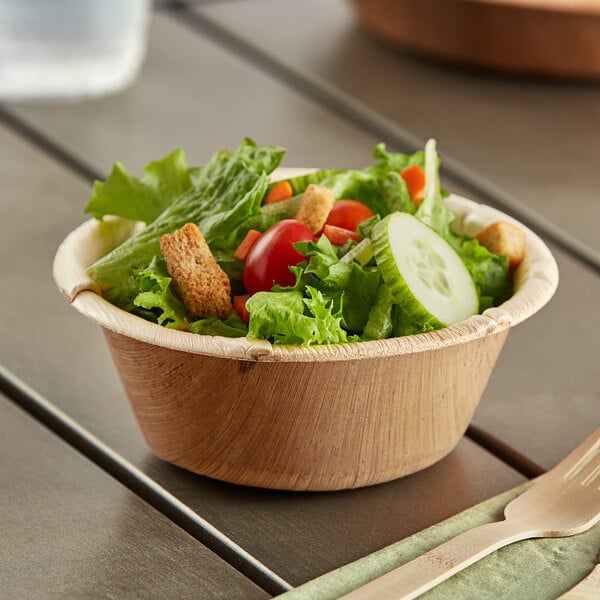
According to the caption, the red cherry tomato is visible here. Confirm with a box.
[243,219,316,294]
[325,200,375,232]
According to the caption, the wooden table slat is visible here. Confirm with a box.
[0,120,526,586]
[2,2,597,589]
[0,394,269,600]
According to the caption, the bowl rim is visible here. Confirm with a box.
[53,169,559,363]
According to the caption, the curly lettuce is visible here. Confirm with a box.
[85,138,514,345]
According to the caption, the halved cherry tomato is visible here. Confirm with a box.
[323,224,361,245]
[325,199,374,232]
[243,219,316,294]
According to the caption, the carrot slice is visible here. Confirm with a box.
[323,224,361,245]
[264,180,293,205]
[233,294,251,325]
[400,164,426,206]
[234,229,262,261]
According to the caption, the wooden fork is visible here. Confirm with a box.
[341,427,600,600]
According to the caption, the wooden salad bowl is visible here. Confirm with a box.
[348,0,600,80]
[53,170,558,491]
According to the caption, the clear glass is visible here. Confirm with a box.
[0,0,150,103]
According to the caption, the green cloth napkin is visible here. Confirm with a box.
[277,480,600,599]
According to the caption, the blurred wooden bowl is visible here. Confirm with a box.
[348,0,600,80]
[53,170,558,490]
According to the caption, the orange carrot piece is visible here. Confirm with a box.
[233,294,251,325]
[264,180,293,205]
[234,229,262,261]
[323,224,361,245]
[400,164,426,206]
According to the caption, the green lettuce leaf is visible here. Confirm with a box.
[234,166,345,240]
[88,139,284,310]
[371,142,424,172]
[459,239,513,311]
[269,168,343,195]
[323,170,412,217]
[130,256,248,336]
[246,287,350,345]
[362,283,394,340]
[189,313,247,338]
[85,149,195,224]
[392,304,436,337]
[131,257,190,328]
[291,236,380,334]
[85,138,516,344]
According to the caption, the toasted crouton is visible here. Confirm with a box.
[159,223,232,319]
[294,184,335,234]
[475,221,526,270]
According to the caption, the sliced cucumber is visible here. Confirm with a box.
[372,212,478,328]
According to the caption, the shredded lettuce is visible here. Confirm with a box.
[85,138,515,345]
[246,287,350,345]
[289,236,380,334]
[189,313,247,338]
[85,149,196,224]
[131,257,189,329]
[362,284,394,340]
[459,239,513,311]
[270,169,343,196]
[87,139,284,310]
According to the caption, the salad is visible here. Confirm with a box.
[85,138,517,345]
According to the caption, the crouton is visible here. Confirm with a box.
[475,221,526,270]
[159,223,232,319]
[294,183,335,234]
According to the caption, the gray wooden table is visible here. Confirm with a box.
[1,1,598,597]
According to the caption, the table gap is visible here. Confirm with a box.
[466,424,545,479]
[0,364,292,598]
[0,105,103,183]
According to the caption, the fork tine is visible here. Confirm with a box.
[559,428,600,481]
[579,460,600,487]
[551,427,600,479]
[342,427,600,600]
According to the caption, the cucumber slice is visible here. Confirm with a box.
[372,212,478,328]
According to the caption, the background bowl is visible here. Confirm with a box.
[53,171,558,491]
[348,0,600,80]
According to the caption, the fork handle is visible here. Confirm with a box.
[339,519,531,600]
